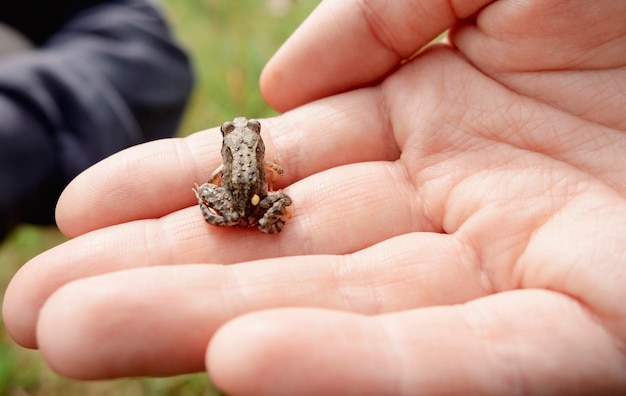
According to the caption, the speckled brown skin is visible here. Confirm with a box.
[194,117,292,234]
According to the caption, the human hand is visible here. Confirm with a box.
[4,0,626,394]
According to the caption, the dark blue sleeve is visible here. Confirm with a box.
[0,0,194,238]
[0,0,107,45]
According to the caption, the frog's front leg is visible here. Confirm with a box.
[257,192,293,234]
[194,182,240,227]
[207,164,223,186]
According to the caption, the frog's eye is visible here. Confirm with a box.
[221,121,235,136]
[247,119,261,134]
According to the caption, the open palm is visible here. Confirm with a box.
[4,0,626,394]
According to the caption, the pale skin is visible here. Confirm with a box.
[3,0,626,394]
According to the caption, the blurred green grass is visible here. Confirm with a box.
[169,0,320,135]
[0,0,319,394]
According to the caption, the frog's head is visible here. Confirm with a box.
[220,117,265,165]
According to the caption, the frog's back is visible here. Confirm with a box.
[220,117,268,223]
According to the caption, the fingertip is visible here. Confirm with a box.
[207,311,288,395]
[207,309,392,396]
[259,60,291,113]
[54,157,120,238]
[36,280,113,380]
[2,289,37,349]
[55,175,89,237]
[2,262,48,349]
[55,170,88,237]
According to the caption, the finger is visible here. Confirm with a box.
[208,291,625,395]
[449,0,626,72]
[260,0,491,111]
[448,1,626,130]
[25,232,487,376]
[56,89,399,237]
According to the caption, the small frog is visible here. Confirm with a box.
[194,117,292,234]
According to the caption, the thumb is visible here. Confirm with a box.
[260,0,490,111]
[207,291,625,395]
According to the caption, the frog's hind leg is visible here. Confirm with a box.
[257,192,293,234]
[194,183,240,227]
